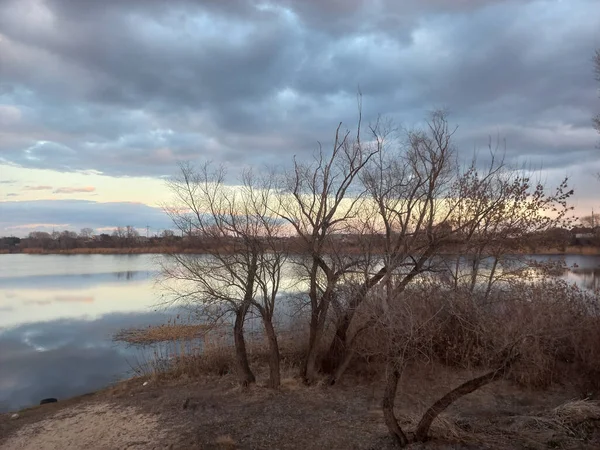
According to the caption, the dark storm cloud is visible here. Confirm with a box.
[0,200,172,235]
[0,0,598,177]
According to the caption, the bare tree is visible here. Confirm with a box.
[79,228,94,239]
[125,225,139,240]
[368,268,593,447]
[325,112,574,385]
[161,163,287,387]
[161,229,175,238]
[580,213,599,229]
[111,226,126,247]
[59,230,78,250]
[276,106,379,383]
[325,112,479,382]
[443,158,574,300]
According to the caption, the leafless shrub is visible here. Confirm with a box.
[276,98,379,384]
[343,275,600,446]
[150,105,598,447]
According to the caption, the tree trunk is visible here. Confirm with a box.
[469,251,481,293]
[414,363,512,442]
[263,317,281,388]
[483,256,498,302]
[302,285,335,384]
[303,315,324,384]
[301,309,319,381]
[301,260,321,382]
[233,309,255,386]
[322,313,352,375]
[382,363,409,447]
[329,347,354,385]
[322,267,388,376]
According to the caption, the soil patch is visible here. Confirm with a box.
[1,371,599,450]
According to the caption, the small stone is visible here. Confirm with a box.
[10,413,19,420]
[142,381,149,386]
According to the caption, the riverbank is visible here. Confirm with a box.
[2,368,599,450]
[0,247,178,255]
[2,245,600,255]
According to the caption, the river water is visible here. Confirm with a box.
[1,253,599,412]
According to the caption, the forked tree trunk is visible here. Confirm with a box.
[321,314,351,375]
[382,363,409,447]
[303,314,326,384]
[322,269,387,376]
[414,362,513,442]
[233,309,255,386]
[324,257,433,382]
[263,317,281,388]
[302,287,334,384]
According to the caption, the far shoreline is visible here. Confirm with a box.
[1,246,600,256]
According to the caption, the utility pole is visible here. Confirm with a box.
[146,225,150,238]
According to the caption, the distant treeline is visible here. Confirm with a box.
[1,225,599,254]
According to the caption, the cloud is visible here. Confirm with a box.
[0,0,597,191]
[53,186,96,194]
[5,193,18,197]
[53,295,94,303]
[3,270,154,290]
[3,222,70,231]
[23,300,52,306]
[22,295,93,304]
[22,185,53,191]
[0,310,174,412]
[0,180,17,184]
[0,199,172,236]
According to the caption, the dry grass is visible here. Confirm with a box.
[114,278,600,396]
[466,399,600,449]
[3,365,600,449]
[115,316,309,383]
[105,278,600,448]
[345,279,600,392]
[214,434,237,448]
[552,399,600,426]
[114,323,220,345]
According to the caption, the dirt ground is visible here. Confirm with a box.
[1,367,599,450]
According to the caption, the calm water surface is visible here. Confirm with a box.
[0,254,171,413]
[1,253,599,413]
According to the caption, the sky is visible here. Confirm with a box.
[0,0,599,236]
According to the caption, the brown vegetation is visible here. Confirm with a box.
[134,108,600,447]
[4,367,600,449]
[114,277,600,447]
[3,107,590,447]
